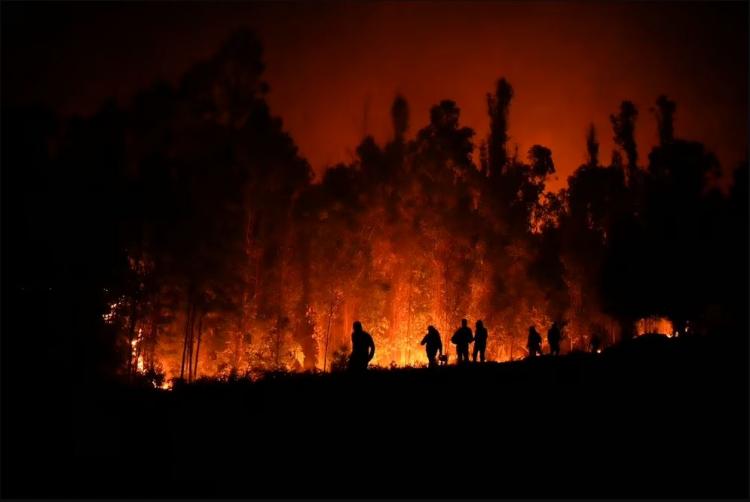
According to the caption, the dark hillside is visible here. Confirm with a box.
[3,333,747,498]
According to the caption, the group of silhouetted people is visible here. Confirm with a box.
[445,318,488,365]
[527,321,562,358]
[418,319,488,367]
[418,319,490,367]
[348,319,491,370]
[348,318,571,371]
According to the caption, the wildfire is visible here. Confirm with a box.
[635,317,674,337]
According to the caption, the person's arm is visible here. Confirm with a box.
[421,335,428,345]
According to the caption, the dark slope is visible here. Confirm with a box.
[3,333,748,498]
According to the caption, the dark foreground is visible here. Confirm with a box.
[2,333,748,498]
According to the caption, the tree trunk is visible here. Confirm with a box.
[405,270,414,366]
[186,307,196,382]
[126,299,139,378]
[180,300,194,381]
[323,298,335,372]
[193,312,204,379]
[146,307,159,372]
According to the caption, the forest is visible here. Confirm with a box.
[2,28,747,388]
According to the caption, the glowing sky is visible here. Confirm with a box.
[3,2,747,189]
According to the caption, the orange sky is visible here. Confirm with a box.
[3,2,747,190]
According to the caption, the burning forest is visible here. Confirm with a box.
[4,27,748,387]
[2,3,748,499]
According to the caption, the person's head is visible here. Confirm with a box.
[529,325,535,332]
[353,321,362,332]
[476,320,484,328]
[427,325,435,333]
[461,319,468,327]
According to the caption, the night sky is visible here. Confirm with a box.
[3,1,747,189]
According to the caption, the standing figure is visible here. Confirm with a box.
[547,321,561,356]
[473,320,488,362]
[527,326,542,358]
[451,319,474,364]
[420,325,443,368]
[348,321,375,371]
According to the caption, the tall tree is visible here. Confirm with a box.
[653,95,676,146]
[487,78,514,176]
[610,100,639,177]
[586,123,599,168]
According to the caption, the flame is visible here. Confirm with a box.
[110,251,677,381]
[635,317,674,337]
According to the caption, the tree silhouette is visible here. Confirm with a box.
[487,77,514,176]
[653,94,676,146]
[610,100,639,178]
[586,123,599,168]
[6,28,746,382]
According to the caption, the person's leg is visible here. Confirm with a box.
[480,347,485,362]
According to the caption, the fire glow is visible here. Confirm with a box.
[91,29,723,387]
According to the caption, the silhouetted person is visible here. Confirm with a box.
[451,319,473,364]
[547,322,561,356]
[420,325,443,368]
[473,320,488,362]
[348,321,375,371]
[527,326,542,358]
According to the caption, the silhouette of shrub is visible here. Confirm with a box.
[330,345,349,372]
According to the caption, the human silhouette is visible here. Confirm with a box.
[348,321,375,371]
[547,321,561,356]
[451,319,474,364]
[420,325,443,368]
[473,320,488,362]
[527,326,542,358]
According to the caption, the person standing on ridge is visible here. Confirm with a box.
[547,321,561,356]
[451,319,473,364]
[420,325,443,368]
[473,320,488,362]
[527,325,542,358]
[348,321,375,371]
